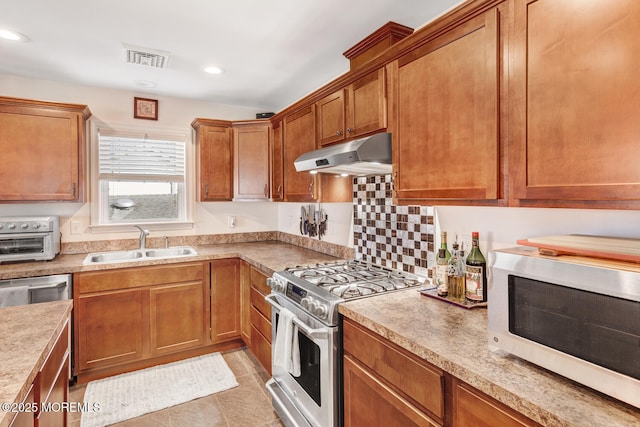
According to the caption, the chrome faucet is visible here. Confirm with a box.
[133,225,150,250]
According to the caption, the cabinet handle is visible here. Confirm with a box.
[205,184,209,198]
[277,184,282,199]
[309,180,315,199]
[347,128,352,134]
[264,184,268,198]
[72,183,76,198]
[336,130,342,136]
[391,171,397,197]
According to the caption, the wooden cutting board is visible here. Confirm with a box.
[516,234,640,263]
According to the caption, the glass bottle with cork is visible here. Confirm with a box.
[447,240,465,303]
[465,231,487,302]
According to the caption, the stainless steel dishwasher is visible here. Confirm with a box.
[0,274,72,307]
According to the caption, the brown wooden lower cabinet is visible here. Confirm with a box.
[343,318,541,427]
[343,354,440,427]
[210,259,240,343]
[74,261,243,383]
[452,378,541,427]
[11,317,71,427]
[246,265,272,374]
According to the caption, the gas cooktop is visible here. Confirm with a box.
[268,260,426,326]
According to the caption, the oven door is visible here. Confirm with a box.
[0,232,54,262]
[265,293,339,427]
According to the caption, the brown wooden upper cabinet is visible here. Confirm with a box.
[233,120,271,201]
[192,118,233,201]
[283,105,319,202]
[271,120,284,201]
[390,6,503,204]
[316,68,387,146]
[0,96,91,202]
[509,0,640,208]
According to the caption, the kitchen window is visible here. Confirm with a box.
[96,128,187,225]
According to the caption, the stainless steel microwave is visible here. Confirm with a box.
[488,247,640,409]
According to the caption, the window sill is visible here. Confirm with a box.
[89,221,195,233]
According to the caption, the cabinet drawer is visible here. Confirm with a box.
[343,318,444,421]
[38,321,69,405]
[250,267,270,295]
[250,325,272,375]
[37,358,69,427]
[250,306,272,343]
[77,262,205,293]
[250,286,271,321]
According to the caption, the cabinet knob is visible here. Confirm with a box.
[347,128,352,133]
[336,130,342,136]
[264,184,268,198]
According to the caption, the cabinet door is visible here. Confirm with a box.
[343,355,439,427]
[347,68,387,138]
[234,122,271,200]
[239,261,252,345]
[316,89,346,146]
[76,289,145,371]
[509,0,640,208]
[149,282,207,354]
[211,259,240,343]
[271,121,284,201]
[283,105,318,201]
[194,120,233,201]
[393,8,501,202]
[452,378,540,427]
[0,100,88,201]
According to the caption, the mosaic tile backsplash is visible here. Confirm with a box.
[353,175,435,277]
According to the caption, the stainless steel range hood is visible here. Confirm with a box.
[294,132,392,176]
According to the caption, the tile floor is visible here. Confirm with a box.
[68,348,283,427]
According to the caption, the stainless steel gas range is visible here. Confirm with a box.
[265,260,425,427]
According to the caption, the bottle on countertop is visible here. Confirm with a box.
[440,231,451,261]
[465,231,487,302]
[436,248,449,297]
[447,241,465,303]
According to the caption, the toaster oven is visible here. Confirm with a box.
[0,216,60,263]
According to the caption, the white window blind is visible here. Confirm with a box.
[98,130,185,182]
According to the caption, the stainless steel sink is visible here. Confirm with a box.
[83,246,198,265]
[145,247,197,258]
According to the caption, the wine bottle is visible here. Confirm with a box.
[440,231,451,261]
[465,232,487,302]
[436,248,449,297]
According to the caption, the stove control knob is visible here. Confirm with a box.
[32,223,41,229]
[8,224,16,230]
[301,297,311,310]
[314,303,328,318]
[21,223,29,229]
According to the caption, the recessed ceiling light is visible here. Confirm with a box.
[134,80,157,88]
[0,29,26,41]
[204,66,223,75]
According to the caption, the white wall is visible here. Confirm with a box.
[278,202,354,247]
[435,206,640,258]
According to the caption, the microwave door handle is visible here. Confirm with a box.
[265,294,328,340]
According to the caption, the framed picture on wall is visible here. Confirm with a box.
[134,97,158,120]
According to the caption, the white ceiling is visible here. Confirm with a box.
[0,0,462,112]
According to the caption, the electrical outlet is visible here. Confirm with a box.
[228,215,236,228]
[70,220,82,235]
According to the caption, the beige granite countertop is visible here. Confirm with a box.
[0,300,73,427]
[339,290,640,427]
[0,241,343,280]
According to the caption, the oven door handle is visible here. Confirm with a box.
[28,281,67,290]
[265,294,329,340]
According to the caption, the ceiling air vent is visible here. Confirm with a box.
[122,43,170,68]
